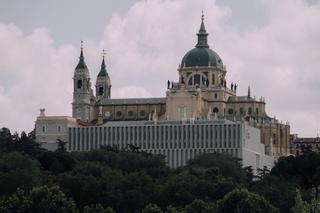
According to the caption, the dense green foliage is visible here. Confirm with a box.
[0,127,320,212]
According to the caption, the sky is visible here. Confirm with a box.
[0,0,319,137]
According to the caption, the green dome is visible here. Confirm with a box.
[181,14,223,69]
[181,47,223,68]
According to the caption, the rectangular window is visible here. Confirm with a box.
[81,128,84,150]
[95,127,98,149]
[68,128,72,151]
[77,79,82,89]
[240,107,243,115]
[256,154,260,169]
[85,128,88,150]
[179,106,187,120]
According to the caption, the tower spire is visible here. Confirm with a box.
[76,40,87,69]
[98,49,107,77]
[196,10,209,48]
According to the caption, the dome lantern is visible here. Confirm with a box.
[180,13,223,69]
[196,11,209,48]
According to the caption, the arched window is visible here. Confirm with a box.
[116,111,123,118]
[228,109,234,115]
[248,107,252,114]
[256,108,259,115]
[194,74,200,85]
[213,108,219,113]
[240,107,243,115]
[128,111,134,117]
[187,74,208,87]
[139,110,146,117]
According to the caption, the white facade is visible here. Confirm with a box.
[66,119,273,170]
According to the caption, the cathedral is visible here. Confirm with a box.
[36,15,290,169]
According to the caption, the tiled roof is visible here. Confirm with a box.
[227,96,256,103]
[293,137,320,143]
[100,98,166,106]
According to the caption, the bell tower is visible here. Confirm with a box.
[72,41,93,121]
[95,50,111,101]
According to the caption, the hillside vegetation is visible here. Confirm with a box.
[0,127,320,213]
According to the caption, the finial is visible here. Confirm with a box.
[81,40,83,50]
[201,9,204,21]
[102,49,106,59]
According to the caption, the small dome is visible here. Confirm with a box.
[181,47,223,68]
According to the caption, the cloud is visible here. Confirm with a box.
[100,0,320,136]
[0,22,75,133]
[0,0,319,137]
[101,0,230,96]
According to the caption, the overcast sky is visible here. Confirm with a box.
[0,0,319,137]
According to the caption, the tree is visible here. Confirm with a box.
[308,199,320,213]
[188,153,247,184]
[0,185,77,213]
[141,203,163,213]
[0,127,12,151]
[83,204,115,213]
[291,190,320,213]
[252,175,296,212]
[184,199,215,213]
[256,166,270,180]
[290,191,309,213]
[271,151,320,199]
[0,152,42,197]
[57,139,67,152]
[36,150,75,174]
[0,127,44,156]
[216,188,279,213]
[244,166,254,186]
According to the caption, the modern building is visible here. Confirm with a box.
[35,14,290,170]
